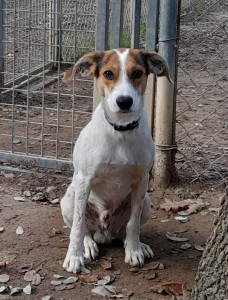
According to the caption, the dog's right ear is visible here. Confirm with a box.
[63,51,104,83]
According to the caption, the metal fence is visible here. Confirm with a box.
[176,0,228,187]
[0,0,227,187]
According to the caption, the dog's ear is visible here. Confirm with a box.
[63,51,104,83]
[141,51,173,84]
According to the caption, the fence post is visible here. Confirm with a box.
[144,0,159,134]
[93,0,109,109]
[0,0,4,88]
[110,0,123,49]
[154,0,179,187]
[130,0,141,48]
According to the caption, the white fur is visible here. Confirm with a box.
[61,49,155,273]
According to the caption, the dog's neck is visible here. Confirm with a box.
[104,110,140,131]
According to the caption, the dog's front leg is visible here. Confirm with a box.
[63,173,90,273]
[124,175,153,267]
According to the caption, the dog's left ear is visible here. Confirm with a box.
[63,51,104,83]
[141,51,173,84]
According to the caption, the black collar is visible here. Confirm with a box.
[104,111,140,131]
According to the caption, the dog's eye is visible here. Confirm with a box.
[132,70,143,80]
[104,70,114,80]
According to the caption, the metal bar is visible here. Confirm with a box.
[154,0,179,187]
[144,0,159,135]
[11,0,16,153]
[93,0,109,109]
[0,152,73,171]
[0,0,4,88]
[131,0,141,48]
[110,0,123,49]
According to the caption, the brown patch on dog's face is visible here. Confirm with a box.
[96,50,121,97]
[125,49,149,95]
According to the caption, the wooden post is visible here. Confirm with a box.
[154,0,179,187]
[93,0,109,109]
[144,0,159,134]
[130,0,141,48]
[110,0,123,49]
[0,0,4,88]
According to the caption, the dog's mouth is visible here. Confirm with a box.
[119,109,132,113]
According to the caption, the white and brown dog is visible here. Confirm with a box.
[61,48,171,273]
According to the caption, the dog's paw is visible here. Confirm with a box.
[84,235,99,260]
[63,249,84,273]
[124,240,154,267]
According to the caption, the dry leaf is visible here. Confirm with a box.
[92,286,113,297]
[97,275,115,286]
[142,261,160,271]
[151,282,183,295]
[62,276,78,284]
[16,226,24,235]
[100,258,112,270]
[24,270,37,282]
[0,286,7,293]
[174,216,189,223]
[166,232,189,242]
[78,272,101,283]
[194,244,204,251]
[41,296,52,300]
[0,274,10,283]
[160,199,190,213]
[178,203,205,216]
[180,243,192,250]
[54,285,67,291]
[14,196,26,202]
[32,274,42,285]
[10,287,22,295]
[23,284,32,295]
[51,280,62,286]
[53,274,65,279]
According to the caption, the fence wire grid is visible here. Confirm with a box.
[177,0,228,187]
[0,0,227,187]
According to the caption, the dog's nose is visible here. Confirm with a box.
[116,96,133,110]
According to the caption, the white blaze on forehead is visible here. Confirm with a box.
[114,49,129,80]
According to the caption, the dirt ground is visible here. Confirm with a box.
[0,167,225,300]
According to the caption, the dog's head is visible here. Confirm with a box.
[63,49,172,123]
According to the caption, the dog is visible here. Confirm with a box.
[60,48,171,273]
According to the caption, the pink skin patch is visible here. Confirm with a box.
[85,197,131,242]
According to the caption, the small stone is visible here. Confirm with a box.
[62,276,78,284]
[16,226,24,235]
[0,274,10,283]
[51,280,62,286]
[23,190,31,197]
[130,267,139,273]
[0,226,4,232]
[114,269,122,275]
[23,284,32,295]
[158,263,165,270]
[14,196,26,202]
[32,274,42,285]
[145,272,156,280]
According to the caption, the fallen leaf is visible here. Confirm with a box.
[24,270,37,282]
[16,226,24,235]
[194,244,204,252]
[23,284,32,295]
[114,269,122,275]
[142,261,160,271]
[78,272,101,283]
[100,258,112,270]
[32,274,42,285]
[145,271,156,280]
[173,228,189,234]
[54,285,67,291]
[41,296,52,300]
[151,282,183,295]
[178,203,205,216]
[10,287,22,295]
[166,232,189,242]
[97,275,115,286]
[51,280,62,286]
[14,196,26,202]
[92,285,113,297]
[0,274,10,283]
[62,276,78,284]
[0,286,7,293]
[160,199,190,213]
[174,216,189,223]
[53,274,65,279]
[180,243,192,250]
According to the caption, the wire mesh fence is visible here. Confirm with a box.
[176,0,228,186]
[0,0,227,186]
